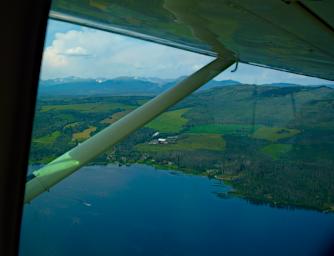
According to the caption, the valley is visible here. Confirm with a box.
[30,83,334,212]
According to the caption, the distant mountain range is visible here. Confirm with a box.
[38,76,333,96]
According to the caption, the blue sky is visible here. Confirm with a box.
[41,20,334,86]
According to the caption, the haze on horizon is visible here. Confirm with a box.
[41,20,334,86]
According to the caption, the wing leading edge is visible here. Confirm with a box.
[50,0,334,81]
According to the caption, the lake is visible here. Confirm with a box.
[20,164,334,256]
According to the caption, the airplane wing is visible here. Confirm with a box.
[50,0,334,81]
[25,0,334,203]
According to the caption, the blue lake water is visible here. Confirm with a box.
[20,164,334,256]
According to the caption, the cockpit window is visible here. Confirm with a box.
[20,19,334,256]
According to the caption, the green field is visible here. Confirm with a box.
[137,133,225,152]
[261,143,293,160]
[72,126,97,141]
[146,108,189,133]
[29,85,334,212]
[41,103,134,113]
[252,127,300,142]
[33,131,61,144]
[64,122,80,128]
[188,124,259,135]
[101,110,131,124]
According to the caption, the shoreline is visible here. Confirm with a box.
[95,161,334,213]
[29,159,334,214]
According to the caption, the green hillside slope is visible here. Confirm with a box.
[29,85,334,212]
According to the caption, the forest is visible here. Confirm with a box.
[30,84,334,212]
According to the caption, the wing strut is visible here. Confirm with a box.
[24,56,234,203]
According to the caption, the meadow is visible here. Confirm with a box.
[137,133,225,152]
[145,108,189,133]
[29,85,334,212]
[188,123,259,135]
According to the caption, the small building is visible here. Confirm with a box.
[158,138,167,144]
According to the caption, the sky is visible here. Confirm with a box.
[40,20,334,86]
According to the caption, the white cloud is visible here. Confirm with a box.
[41,21,334,86]
[63,46,90,56]
[40,28,213,80]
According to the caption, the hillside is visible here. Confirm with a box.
[30,84,334,211]
[39,76,333,96]
[38,76,241,96]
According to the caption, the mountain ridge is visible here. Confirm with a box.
[39,76,333,96]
